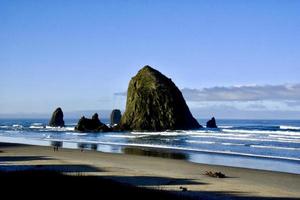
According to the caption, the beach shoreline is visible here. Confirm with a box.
[1,135,300,175]
[0,142,299,199]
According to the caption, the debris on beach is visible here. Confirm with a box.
[205,171,226,178]
[179,186,188,192]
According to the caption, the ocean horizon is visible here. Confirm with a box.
[1,118,300,174]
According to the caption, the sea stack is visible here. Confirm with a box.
[119,65,202,131]
[75,113,111,132]
[49,107,65,127]
[206,117,217,128]
[110,109,122,125]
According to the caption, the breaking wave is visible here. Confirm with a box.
[222,129,300,136]
[280,125,300,130]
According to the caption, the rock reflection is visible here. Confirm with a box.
[91,144,98,151]
[77,143,99,151]
[122,147,189,160]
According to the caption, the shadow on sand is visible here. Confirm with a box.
[0,156,53,162]
[0,164,102,172]
[101,175,206,186]
[0,154,298,200]
[0,170,298,200]
[0,155,102,172]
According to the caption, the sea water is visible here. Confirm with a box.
[0,118,300,174]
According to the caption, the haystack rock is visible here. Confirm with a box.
[49,107,65,127]
[119,65,202,131]
[206,117,217,128]
[110,109,122,125]
[75,113,111,132]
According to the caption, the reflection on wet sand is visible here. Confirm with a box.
[50,141,190,160]
[50,141,62,151]
[49,140,189,160]
[91,144,98,151]
[77,143,99,151]
[122,147,189,160]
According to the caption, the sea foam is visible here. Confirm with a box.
[280,125,300,130]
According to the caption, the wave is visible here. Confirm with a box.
[1,125,23,129]
[65,123,78,126]
[131,131,184,136]
[105,134,145,139]
[45,126,75,131]
[269,134,300,139]
[186,140,216,144]
[251,145,300,151]
[222,129,300,136]
[221,142,245,146]
[29,125,45,129]
[219,125,233,129]
[280,125,300,130]
[131,129,220,135]
[31,123,43,126]
[64,127,75,131]
[45,135,51,139]
[191,135,300,143]
[188,132,252,137]
[12,124,23,128]
[3,130,22,134]
[187,140,245,146]
[27,125,75,131]
[186,130,219,134]
[65,132,88,136]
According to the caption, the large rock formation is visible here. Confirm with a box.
[110,109,122,125]
[75,113,111,132]
[206,117,217,128]
[119,66,202,131]
[49,107,65,127]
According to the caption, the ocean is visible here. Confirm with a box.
[1,118,300,174]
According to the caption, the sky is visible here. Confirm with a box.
[1,0,300,119]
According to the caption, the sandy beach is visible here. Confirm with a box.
[0,143,299,199]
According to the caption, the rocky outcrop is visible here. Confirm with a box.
[110,109,122,125]
[49,107,65,127]
[206,117,217,128]
[119,65,202,131]
[75,113,111,132]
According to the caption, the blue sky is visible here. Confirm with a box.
[1,0,300,118]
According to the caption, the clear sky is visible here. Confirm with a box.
[1,0,300,118]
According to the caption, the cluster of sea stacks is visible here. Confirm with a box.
[75,113,111,132]
[49,66,217,132]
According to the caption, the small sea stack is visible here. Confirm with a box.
[75,113,111,132]
[49,107,65,127]
[110,109,122,126]
[206,117,217,128]
[120,65,202,131]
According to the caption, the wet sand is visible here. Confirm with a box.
[0,143,299,199]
